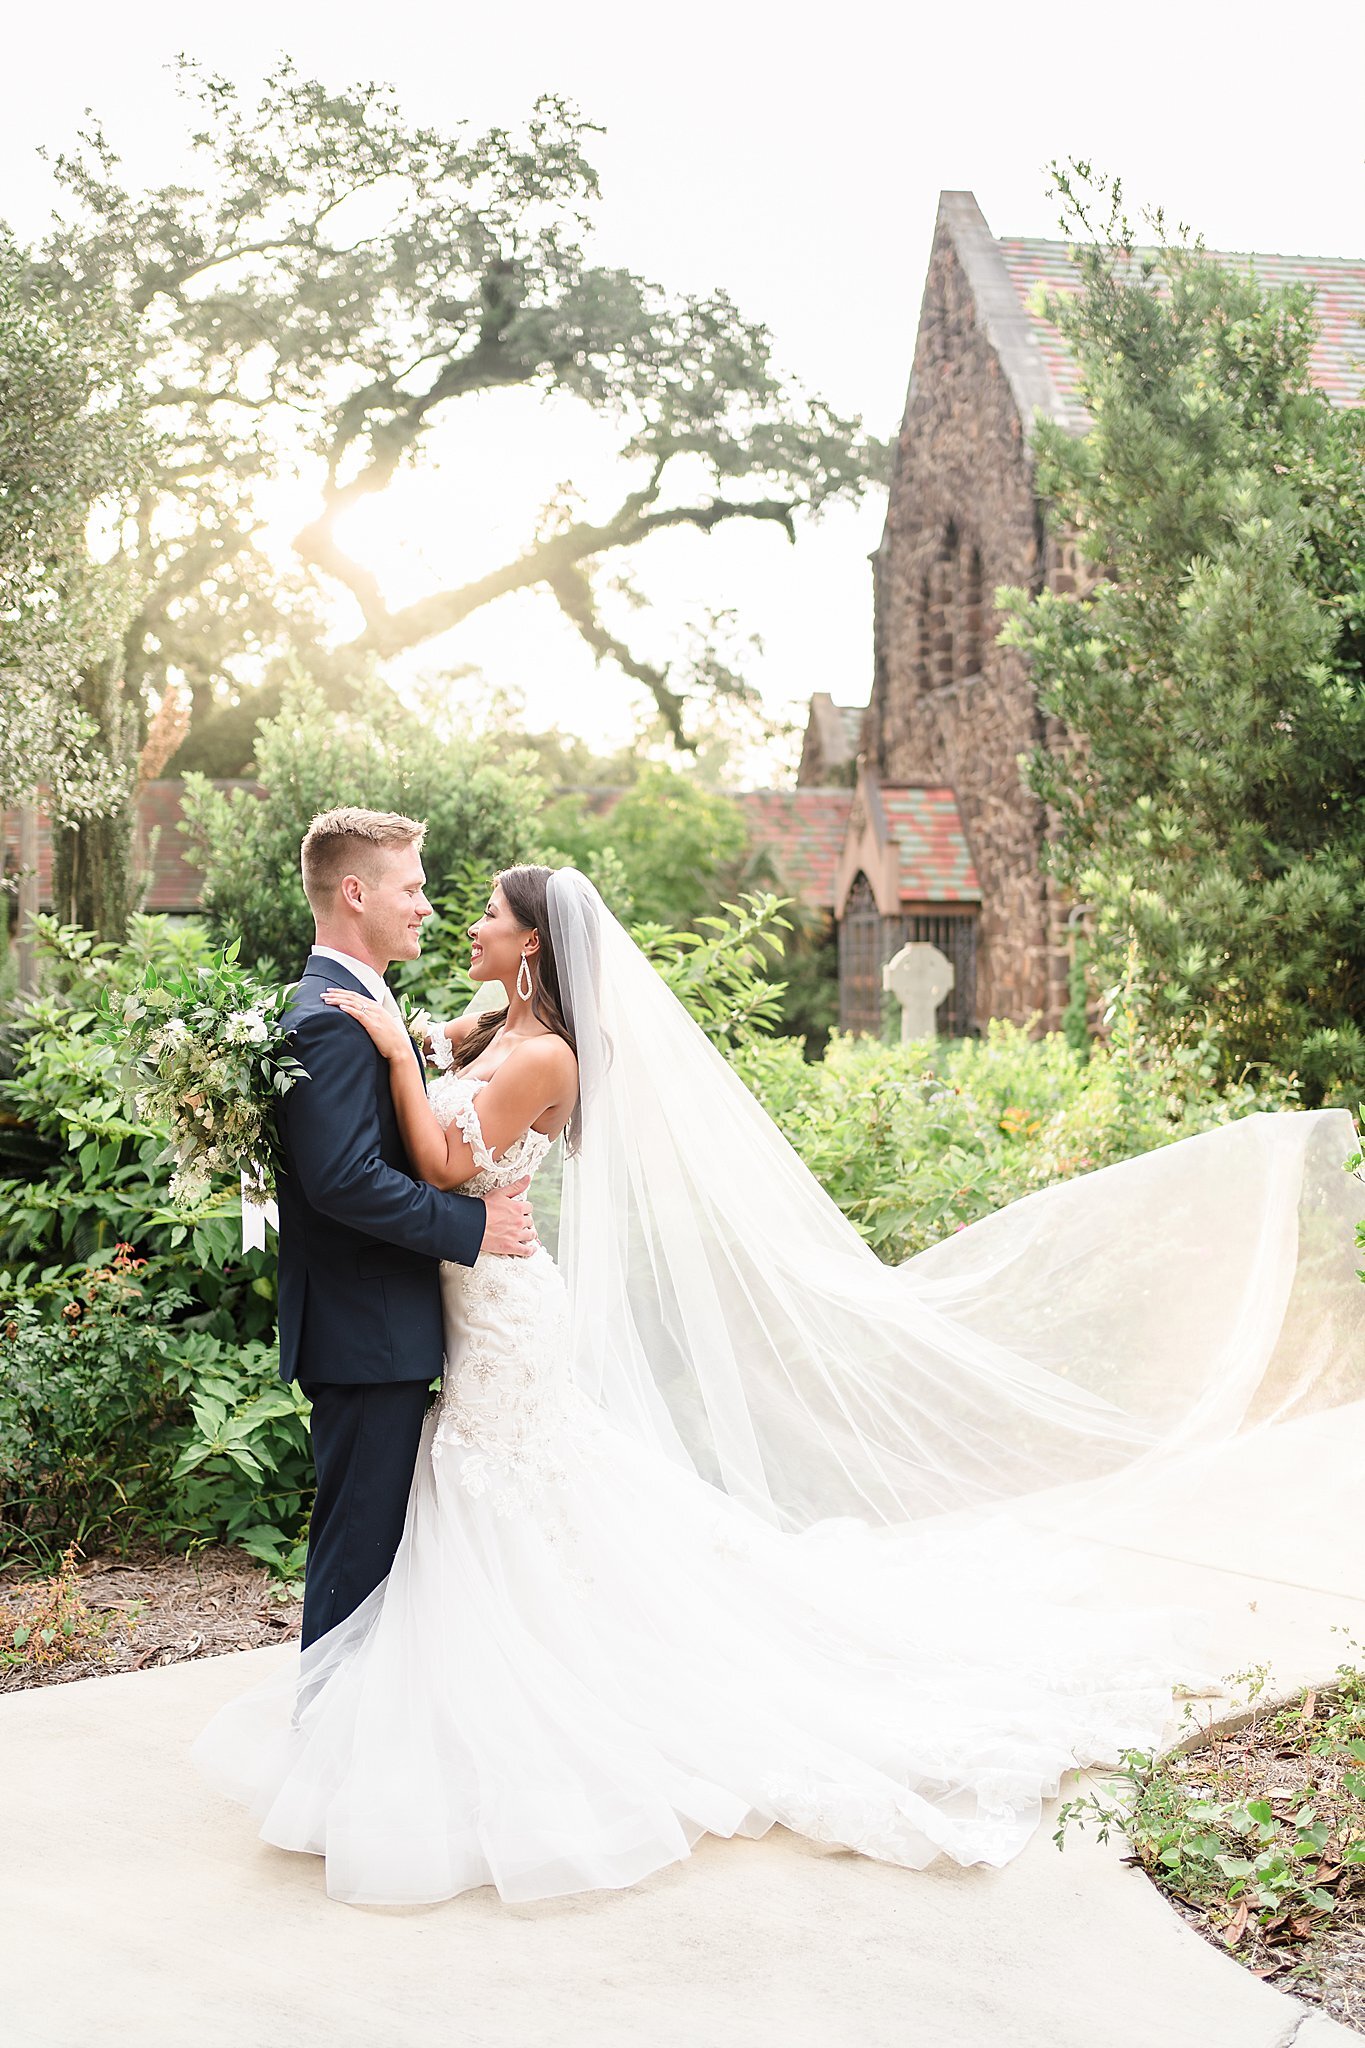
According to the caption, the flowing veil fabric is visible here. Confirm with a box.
[546,869,1365,1535]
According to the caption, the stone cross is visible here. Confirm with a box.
[882,942,954,1041]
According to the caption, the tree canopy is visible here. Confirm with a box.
[37,61,882,749]
[1002,166,1365,1101]
[0,233,144,819]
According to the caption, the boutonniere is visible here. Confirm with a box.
[402,1000,434,1060]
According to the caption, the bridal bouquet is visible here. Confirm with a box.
[106,943,307,1206]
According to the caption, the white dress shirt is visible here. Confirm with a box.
[309,945,401,1016]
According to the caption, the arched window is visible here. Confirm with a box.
[912,572,931,693]
[961,543,983,681]
[838,873,885,1036]
[928,524,957,692]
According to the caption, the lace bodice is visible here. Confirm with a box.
[426,1070,554,1195]
[426,1069,586,1518]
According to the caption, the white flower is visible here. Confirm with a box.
[164,1017,188,1039]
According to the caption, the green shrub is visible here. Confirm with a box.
[0,1246,187,1565]
[180,678,546,982]
[0,916,294,1568]
[734,1007,1298,1261]
[0,1249,310,1574]
[539,765,750,931]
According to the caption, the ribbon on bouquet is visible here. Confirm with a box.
[240,1168,279,1254]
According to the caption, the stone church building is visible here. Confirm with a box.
[802,190,1365,1037]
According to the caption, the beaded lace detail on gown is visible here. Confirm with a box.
[426,1072,580,1515]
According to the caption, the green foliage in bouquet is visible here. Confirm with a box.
[106,940,307,1206]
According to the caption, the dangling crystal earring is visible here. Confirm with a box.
[516,954,534,1001]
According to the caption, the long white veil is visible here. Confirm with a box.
[546,868,1365,1536]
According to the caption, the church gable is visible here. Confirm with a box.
[862,192,1364,1040]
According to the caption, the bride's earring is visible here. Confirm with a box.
[516,954,534,1001]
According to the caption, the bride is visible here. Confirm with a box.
[193,864,1365,1906]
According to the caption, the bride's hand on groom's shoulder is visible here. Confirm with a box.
[480,1175,537,1258]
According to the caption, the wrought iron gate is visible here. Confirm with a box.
[837,873,977,1038]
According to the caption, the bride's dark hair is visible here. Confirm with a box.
[452,865,577,1076]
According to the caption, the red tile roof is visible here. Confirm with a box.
[997,238,1365,419]
[736,789,853,910]
[879,786,980,904]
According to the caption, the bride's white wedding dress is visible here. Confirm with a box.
[196,1072,1182,1904]
[194,872,1365,1906]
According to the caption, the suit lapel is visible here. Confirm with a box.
[295,957,426,1076]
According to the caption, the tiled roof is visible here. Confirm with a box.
[997,238,1365,418]
[879,786,980,904]
[736,789,853,910]
[3,780,261,915]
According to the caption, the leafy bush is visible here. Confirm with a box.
[158,1336,311,1576]
[0,1249,310,1574]
[540,765,750,930]
[0,917,264,1319]
[634,893,792,1050]
[0,1246,187,1564]
[734,1000,1299,1261]
[180,679,546,982]
[0,916,299,1569]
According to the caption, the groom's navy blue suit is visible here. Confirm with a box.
[276,954,485,1648]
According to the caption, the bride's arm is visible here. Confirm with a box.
[321,989,575,1189]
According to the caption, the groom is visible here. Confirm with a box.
[277,806,535,1648]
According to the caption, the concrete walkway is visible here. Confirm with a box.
[5,1413,1365,2048]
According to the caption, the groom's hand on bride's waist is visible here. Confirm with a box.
[479,1176,537,1258]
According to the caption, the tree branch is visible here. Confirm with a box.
[299,488,799,664]
[547,563,686,739]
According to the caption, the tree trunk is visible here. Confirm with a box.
[49,663,139,940]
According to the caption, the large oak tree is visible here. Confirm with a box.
[31,61,881,881]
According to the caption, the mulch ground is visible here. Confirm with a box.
[0,1547,301,1694]
[1142,1699,1365,2036]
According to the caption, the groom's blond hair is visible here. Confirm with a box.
[300,807,427,910]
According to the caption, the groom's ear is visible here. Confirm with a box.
[339,874,365,912]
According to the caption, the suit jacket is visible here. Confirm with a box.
[274,955,486,1386]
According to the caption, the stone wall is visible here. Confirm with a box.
[867,217,1068,1029]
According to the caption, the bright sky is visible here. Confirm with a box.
[4,0,1362,771]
